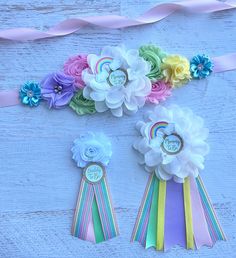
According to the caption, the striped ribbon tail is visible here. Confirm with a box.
[72,172,118,243]
[93,176,119,241]
[72,178,94,240]
[131,173,155,245]
[131,174,226,251]
[196,176,226,242]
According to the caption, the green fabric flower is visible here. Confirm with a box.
[69,90,96,115]
[139,45,167,81]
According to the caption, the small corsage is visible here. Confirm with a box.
[71,132,119,243]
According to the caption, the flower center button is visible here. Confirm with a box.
[84,163,105,184]
[108,69,127,87]
[161,133,183,155]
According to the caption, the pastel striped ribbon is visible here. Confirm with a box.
[131,173,155,245]
[72,175,118,243]
[93,178,119,240]
[0,0,235,41]
[196,176,226,242]
[131,173,226,251]
[145,176,159,248]
[72,179,94,239]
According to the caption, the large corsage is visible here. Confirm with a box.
[131,105,226,251]
[71,132,119,243]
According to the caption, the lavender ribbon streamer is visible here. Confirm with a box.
[164,180,186,250]
[189,176,213,249]
[0,0,235,41]
[0,90,19,107]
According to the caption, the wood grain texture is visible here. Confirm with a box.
[0,0,236,257]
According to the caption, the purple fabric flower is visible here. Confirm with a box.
[41,72,76,108]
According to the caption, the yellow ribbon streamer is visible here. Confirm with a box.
[156,179,166,251]
[183,177,194,249]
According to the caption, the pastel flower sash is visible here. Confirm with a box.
[0,45,236,117]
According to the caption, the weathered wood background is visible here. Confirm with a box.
[0,0,235,257]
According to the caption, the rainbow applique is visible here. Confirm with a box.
[95,57,113,74]
[149,121,168,139]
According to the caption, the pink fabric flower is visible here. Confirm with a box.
[63,54,88,89]
[146,80,172,104]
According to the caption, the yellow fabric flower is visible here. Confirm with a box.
[161,55,191,87]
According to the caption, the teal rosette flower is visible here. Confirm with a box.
[190,54,213,79]
[19,81,41,107]
[69,90,96,115]
[139,45,167,81]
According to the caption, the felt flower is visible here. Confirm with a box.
[19,81,41,107]
[64,54,88,89]
[82,46,151,117]
[190,54,213,79]
[133,105,209,183]
[72,132,112,168]
[69,90,96,115]
[41,72,76,109]
[146,80,172,104]
[139,45,167,81]
[162,55,191,87]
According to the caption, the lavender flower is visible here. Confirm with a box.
[41,72,76,108]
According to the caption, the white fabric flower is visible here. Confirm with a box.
[72,132,112,168]
[133,105,209,183]
[82,46,151,117]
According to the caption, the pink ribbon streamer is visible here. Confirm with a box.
[0,0,235,41]
[86,214,96,243]
[0,90,19,107]
[190,176,213,249]
[212,53,236,73]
